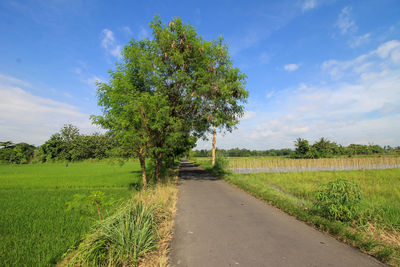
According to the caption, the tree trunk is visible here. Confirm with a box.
[212,125,216,166]
[139,154,147,187]
[155,152,162,181]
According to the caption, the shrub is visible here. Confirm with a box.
[314,179,362,222]
[212,156,229,176]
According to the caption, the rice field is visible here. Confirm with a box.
[225,156,400,173]
[0,160,141,266]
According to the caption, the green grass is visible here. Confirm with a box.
[231,169,400,231]
[0,160,141,266]
[222,168,400,265]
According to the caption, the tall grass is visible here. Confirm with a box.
[65,182,178,266]
[227,156,400,172]
[69,201,157,266]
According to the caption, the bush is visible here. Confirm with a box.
[314,179,362,222]
[209,156,229,176]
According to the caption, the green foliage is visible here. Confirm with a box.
[66,191,115,220]
[92,16,248,182]
[0,142,36,164]
[70,200,158,266]
[292,137,397,159]
[197,155,230,177]
[213,156,230,176]
[294,138,313,158]
[0,161,141,266]
[314,179,362,222]
[38,124,116,163]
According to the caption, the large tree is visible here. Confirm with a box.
[93,16,248,181]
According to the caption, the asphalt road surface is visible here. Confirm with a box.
[169,161,385,267]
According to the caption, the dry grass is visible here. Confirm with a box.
[228,156,400,171]
[365,223,400,248]
[138,180,178,267]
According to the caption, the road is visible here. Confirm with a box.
[169,161,385,267]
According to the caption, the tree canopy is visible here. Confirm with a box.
[91,16,248,184]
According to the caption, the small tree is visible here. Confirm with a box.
[294,138,313,158]
[201,37,248,165]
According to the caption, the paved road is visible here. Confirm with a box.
[169,161,385,267]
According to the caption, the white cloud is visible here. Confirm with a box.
[336,6,358,34]
[138,26,149,40]
[375,40,400,63]
[196,40,400,149]
[0,75,98,145]
[101,29,122,58]
[0,73,32,88]
[259,52,269,64]
[122,26,132,36]
[350,33,371,48]
[266,90,275,99]
[243,111,256,120]
[85,75,104,87]
[284,63,299,72]
[322,40,400,79]
[302,0,316,11]
[74,67,82,75]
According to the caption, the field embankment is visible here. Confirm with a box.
[0,160,141,266]
[196,158,400,266]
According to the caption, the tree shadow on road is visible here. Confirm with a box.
[178,161,220,182]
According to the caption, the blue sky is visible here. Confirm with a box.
[0,0,399,149]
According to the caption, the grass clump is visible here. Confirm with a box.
[69,201,157,266]
[64,181,178,267]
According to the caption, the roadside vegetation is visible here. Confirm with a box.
[62,180,178,267]
[197,157,400,266]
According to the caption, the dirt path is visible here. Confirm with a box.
[169,161,385,267]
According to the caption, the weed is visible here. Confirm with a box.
[314,179,362,222]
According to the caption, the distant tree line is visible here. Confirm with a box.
[0,124,121,164]
[293,137,399,158]
[193,137,399,158]
[37,124,118,162]
[193,148,292,157]
[0,141,36,164]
